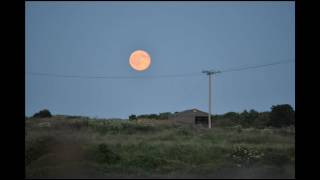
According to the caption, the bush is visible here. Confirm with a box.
[252,112,270,129]
[215,118,240,127]
[223,112,240,120]
[93,121,155,135]
[230,145,264,167]
[175,126,193,136]
[66,120,89,130]
[137,113,159,119]
[269,104,295,127]
[95,143,120,164]
[25,136,56,166]
[129,114,137,121]
[129,154,168,170]
[262,148,293,166]
[158,112,172,120]
[32,109,52,118]
[239,109,259,128]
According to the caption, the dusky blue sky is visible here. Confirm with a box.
[25,1,295,119]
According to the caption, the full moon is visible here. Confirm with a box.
[129,50,151,71]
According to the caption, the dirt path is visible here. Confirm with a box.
[26,138,107,179]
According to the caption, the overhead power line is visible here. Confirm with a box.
[26,71,201,79]
[26,59,294,80]
[219,59,294,73]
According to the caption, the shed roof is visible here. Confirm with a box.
[170,108,208,121]
[173,108,208,117]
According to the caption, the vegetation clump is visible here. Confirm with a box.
[95,143,121,164]
[230,145,264,167]
[32,109,52,118]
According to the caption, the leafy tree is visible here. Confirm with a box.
[249,109,259,119]
[137,115,146,119]
[137,114,159,119]
[158,112,172,120]
[269,104,295,127]
[223,112,240,120]
[239,109,260,127]
[33,109,52,118]
[253,112,270,129]
[240,110,251,127]
[215,112,240,127]
[129,114,137,121]
[149,114,158,119]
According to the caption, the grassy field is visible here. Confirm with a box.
[25,116,295,179]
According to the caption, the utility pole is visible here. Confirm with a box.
[202,70,220,128]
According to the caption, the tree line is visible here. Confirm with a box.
[212,104,294,128]
[129,112,173,121]
[30,104,295,128]
[129,104,295,128]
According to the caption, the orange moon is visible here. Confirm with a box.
[129,50,151,71]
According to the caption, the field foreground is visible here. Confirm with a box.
[26,116,295,179]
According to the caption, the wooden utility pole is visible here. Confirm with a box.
[202,70,220,128]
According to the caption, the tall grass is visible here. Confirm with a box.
[25,116,295,178]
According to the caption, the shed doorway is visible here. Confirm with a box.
[195,116,208,127]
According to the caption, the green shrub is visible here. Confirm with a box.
[262,148,294,166]
[129,154,168,170]
[94,143,120,164]
[93,121,155,135]
[129,114,137,121]
[32,109,52,118]
[269,104,295,127]
[232,125,242,133]
[175,126,193,136]
[64,120,89,130]
[25,136,56,166]
[158,112,172,120]
[230,145,264,167]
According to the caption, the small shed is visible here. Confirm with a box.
[169,108,211,127]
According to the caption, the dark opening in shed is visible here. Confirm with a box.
[195,116,208,127]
